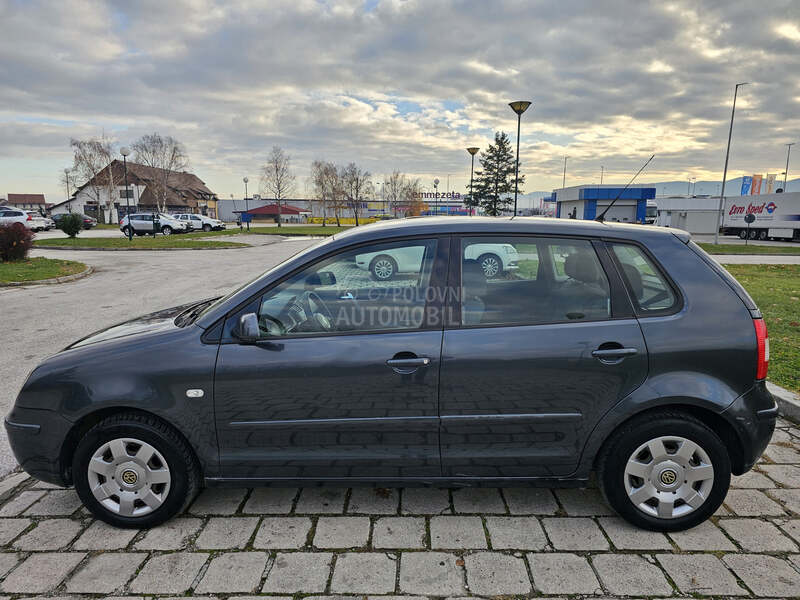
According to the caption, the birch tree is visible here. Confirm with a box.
[260,146,296,227]
[70,135,116,223]
[131,132,189,213]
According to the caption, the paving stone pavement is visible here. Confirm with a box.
[1,419,800,597]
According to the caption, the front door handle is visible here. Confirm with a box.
[592,347,638,363]
[386,356,430,374]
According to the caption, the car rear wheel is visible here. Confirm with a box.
[121,226,132,237]
[161,226,173,236]
[72,412,200,528]
[203,224,212,232]
[597,410,730,532]
[370,255,397,281]
[478,253,502,278]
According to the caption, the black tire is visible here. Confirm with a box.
[738,229,747,240]
[121,226,132,237]
[72,412,201,528]
[161,226,173,236]
[477,253,502,278]
[597,410,730,532]
[203,224,212,232]
[369,255,398,281]
[758,230,768,241]
[748,228,758,240]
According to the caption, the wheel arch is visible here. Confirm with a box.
[587,402,745,476]
[59,406,200,485]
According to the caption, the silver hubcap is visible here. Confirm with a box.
[624,435,714,519]
[481,256,500,277]
[374,259,393,279]
[87,438,171,517]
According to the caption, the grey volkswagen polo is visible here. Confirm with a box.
[6,217,776,530]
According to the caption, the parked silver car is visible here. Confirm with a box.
[119,213,189,236]
[0,208,32,229]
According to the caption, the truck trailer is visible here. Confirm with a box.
[722,191,800,241]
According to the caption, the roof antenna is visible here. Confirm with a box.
[595,154,655,222]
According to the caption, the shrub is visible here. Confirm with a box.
[59,213,84,238]
[0,223,34,262]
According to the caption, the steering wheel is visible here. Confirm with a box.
[258,313,287,337]
[301,291,335,332]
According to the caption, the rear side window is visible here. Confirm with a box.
[610,243,677,313]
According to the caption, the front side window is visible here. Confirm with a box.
[460,236,611,326]
[255,238,439,337]
[611,243,677,312]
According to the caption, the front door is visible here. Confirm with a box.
[214,236,448,480]
[439,235,648,478]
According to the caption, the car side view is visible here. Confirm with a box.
[6,217,776,530]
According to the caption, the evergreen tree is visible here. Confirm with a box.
[471,131,524,216]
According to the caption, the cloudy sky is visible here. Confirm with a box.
[1,0,798,202]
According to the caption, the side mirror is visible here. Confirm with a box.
[235,313,260,342]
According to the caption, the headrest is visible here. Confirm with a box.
[621,263,644,300]
[564,253,600,284]
[462,259,487,296]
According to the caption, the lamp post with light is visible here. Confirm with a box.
[715,82,748,244]
[243,176,250,231]
[120,147,133,240]
[467,147,479,216]
[433,178,440,215]
[784,143,795,192]
[64,168,72,213]
[509,100,531,216]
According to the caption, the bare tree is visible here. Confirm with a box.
[131,132,189,213]
[340,162,372,226]
[385,170,421,217]
[260,146,296,227]
[70,135,116,223]
[310,160,330,226]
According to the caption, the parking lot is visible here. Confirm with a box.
[0,417,798,597]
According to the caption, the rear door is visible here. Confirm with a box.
[439,234,648,478]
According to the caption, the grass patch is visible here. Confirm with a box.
[93,224,120,230]
[698,243,800,255]
[192,225,352,237]
[34,237,247,250]
[727,264,800,394]
[0,257,86,283]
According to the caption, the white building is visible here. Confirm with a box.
[654,196,721,234]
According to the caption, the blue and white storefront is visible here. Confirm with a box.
[554,185,655,224]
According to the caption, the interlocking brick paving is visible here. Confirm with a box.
[0,418,800,597]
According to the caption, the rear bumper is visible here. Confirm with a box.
[4,407,72,486]
[722,380,777,474]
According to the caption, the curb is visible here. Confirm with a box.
[769,381,800,423]
[34,245,247,251]
[0,265,94,287]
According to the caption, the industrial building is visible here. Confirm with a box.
[654,196,721,234]
[554,185,655,223]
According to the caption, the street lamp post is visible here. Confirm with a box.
[467,147,479,216]
[120,147,133,240]
[243,176,249,231]
[433,178,439,215]
[64,168,71,213]
[562,156,567,189]
[715,82,748,245]
[784,143,795,192]
[600,166,604,185]
[509,101,532,216]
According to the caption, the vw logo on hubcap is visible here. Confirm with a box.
[660,469,677,486]
[121,470,138,485]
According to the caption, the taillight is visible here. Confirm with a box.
[26,214,32,221]
[754,318,769,380]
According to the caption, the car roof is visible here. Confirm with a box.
[328,216,690,244]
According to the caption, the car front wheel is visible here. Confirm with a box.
[161,226,173,236]
[597,410,730,532]
[203,224,212,232]
[478,253,502,278]
[370,255,397,281]
[72,412,200,528]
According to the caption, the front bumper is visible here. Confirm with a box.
[722,380,777,474]
[5,407,72,486]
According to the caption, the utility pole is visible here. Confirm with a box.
[715,82,748,245]
[600,166,604,185]
[784,143,795,191]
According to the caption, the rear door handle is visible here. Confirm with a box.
[592,347,638,363]
[386,356,430,374]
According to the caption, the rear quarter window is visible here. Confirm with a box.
[610,243,678,314]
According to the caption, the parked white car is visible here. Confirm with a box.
[0,208,32,229]
[119,213,190,236]
[355,242,519,281]
[26,211,53,231]
[171,213,226,232]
